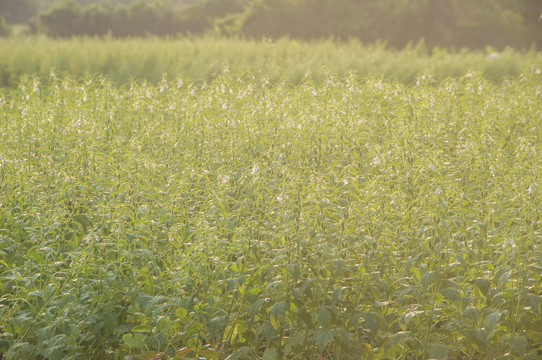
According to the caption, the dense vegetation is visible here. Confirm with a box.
[1,37,541,89]
[1,0,541,49]
[0,0,149,24]
[1,60,542,359]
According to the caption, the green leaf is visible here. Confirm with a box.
[374,300,392,308]
[249,298,267,319]
[484,311,501,333]
[317,307,332,328]
[284,331,305,355]
[427,342,450,359]
[295,310,313,327]
[4,342,34,359]
[27,290,44,299]
[440,287,461,301]
[44,284,56,300]
[474,278,490,296]
[176,307,188,320]
[123,333,146,351]
[383,331,411,350]
[361,312,383,335]
[137,350,160,360]
[401,310,424,326]
[197,349,220,359]
[156,316,174,337]
[103,312,116,336]
[462,306,479,322]
[132,325,152,333]
[262,347,278,360]
[510,336,528,356]
[0,339,10,352]
[315,329,335,352]
[269,301,286,329]
[360,343,373,360]
[231,262,248,273]
[224,346,251,360]
[175,347,194,357]
[331,286,345,304]
[186,321,203,334]
[494,267,511,287]
[526,294,541,315]
[410,267,421,281]
[255,322,276,341]
[299,278,316,294]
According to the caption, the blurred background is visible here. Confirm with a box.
[1,0,541,50]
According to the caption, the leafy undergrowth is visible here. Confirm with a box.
[0,69,542,359]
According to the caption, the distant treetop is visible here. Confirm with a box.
[3,0,541,49]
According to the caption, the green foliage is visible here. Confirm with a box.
[30,0,181,37]
[21,0,542,49]
[35,0,83,37]
[1,37,541,89]
[29,0,248,38]
[236,0,542,49]
[79,3,114,36]
[0,67,542,359]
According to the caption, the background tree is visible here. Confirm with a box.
[123,0,164,36]
[0,14,10,36]
[450,0,527,49]
[35,0,83,37]
[0,0,37,24]
[21,0,542,49]
[80,3,113,36]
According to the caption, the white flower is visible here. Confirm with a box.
[251,165,259,175]
[487,52,501,60]
[219,174,230,184]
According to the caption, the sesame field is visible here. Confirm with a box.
[1,40,542,360]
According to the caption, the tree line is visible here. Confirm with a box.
[1,0,541,49]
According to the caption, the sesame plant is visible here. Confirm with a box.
[0,37,541,88]
[0,67,541,360]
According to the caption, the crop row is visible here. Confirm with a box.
[0,71,541,359]
[1,37,542,88]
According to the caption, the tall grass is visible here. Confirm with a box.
[1,36,541,87]
[1,68,541,359]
